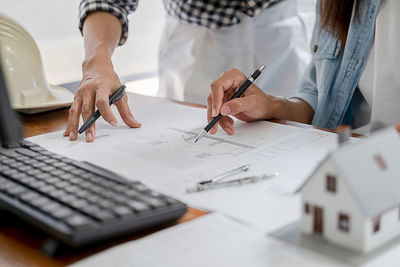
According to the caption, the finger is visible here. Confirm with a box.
[220,95,257,116]
[81,88,96,142]
[82,122,97,142]
[218,116,235,135]
[115,94,141,128]
[64,94,83,141]
[95,89,118,126]
[396,123,400,133]
[207,95,218,134]
[210,69,246,117]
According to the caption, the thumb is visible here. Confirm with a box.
[220,96,256,116]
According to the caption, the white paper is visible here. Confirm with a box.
[69,213,347,267]
[28,93,338,231]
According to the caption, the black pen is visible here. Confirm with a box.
[78,85,126,134]
[193,65,265,143]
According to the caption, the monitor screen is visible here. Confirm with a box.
[0,60,23,148]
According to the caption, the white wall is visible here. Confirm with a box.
[300,161,365,252]
[0,0,165,85]
[365,207,400,253]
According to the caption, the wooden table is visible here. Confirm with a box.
[0,107,207,267]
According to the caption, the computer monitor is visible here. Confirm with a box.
[0,61,23,148]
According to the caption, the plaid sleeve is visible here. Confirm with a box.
[241,0,283,16]
[79,0,139,46]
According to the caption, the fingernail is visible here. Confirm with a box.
[212,108,217,117]
[224,127,233,135]
[69,131,74,140]
[130,117,141,125]
[110,120,117,127]
[220,106,230,115]
[86,133,92,142]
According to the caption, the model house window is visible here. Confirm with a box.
[304,203,310,214]
[338,213,350,232]
[374,154,387,170]
[326,175,337,193]
[373,216,380,233]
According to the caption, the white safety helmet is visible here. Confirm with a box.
[0,13,74,114]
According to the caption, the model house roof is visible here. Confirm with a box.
[299,127,400,218]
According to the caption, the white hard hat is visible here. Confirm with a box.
[0,13,74,114]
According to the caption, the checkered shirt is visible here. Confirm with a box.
[79,0,282,45]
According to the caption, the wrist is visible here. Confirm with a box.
[82,49,112,72]
[263,95,282,120]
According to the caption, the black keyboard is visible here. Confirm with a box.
[0,141,187,254]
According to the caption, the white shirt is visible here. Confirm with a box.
[158,0,316,104]
[357,0,400,134]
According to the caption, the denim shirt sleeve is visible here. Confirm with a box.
[292,0,341,113]
[294,58,318,111]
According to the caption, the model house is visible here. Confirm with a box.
[298,127,400,253]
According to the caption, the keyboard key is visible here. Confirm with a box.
[74,189,91,199]
[136,196,167,209]
[5,184,26,197]
[31,196,52,208]
[50,169,65,176]
[69,199,89,209]
[47,189,67,199]
[53,162,68,168]
[60,165,75,172]
[35,173,52,180]
[20,192,41,203]
[49,154,64,160]
[41,202,63,214]
[92,210,115,223]
[85,194,101,204]
[65,215,91,230]
[10,162,24,169]
[127,200,150,212]
[38,185,57,194]
[18,165,35,173]
[15,148,39,158]
[32,162,47,169]
[114,206,134,217]
[29,146,47,152]
[3,169,19,177]
[21,140,39,148]
[39,151,55,156]
[97,199,114,209]
[50,207,73,220]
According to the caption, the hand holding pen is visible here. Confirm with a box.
[202,66,275,140]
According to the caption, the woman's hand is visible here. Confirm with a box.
[207,68,277,135]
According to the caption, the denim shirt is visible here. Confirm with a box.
[296,0,382,129]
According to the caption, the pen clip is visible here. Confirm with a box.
[109,85,126,105]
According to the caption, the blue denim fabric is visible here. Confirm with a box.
[296,0,382,129]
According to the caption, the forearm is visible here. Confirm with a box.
[82,12,122,67]
[270,96,314,124]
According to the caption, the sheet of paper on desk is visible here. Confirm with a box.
[69,213,346,267]
[28,93,338,232]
